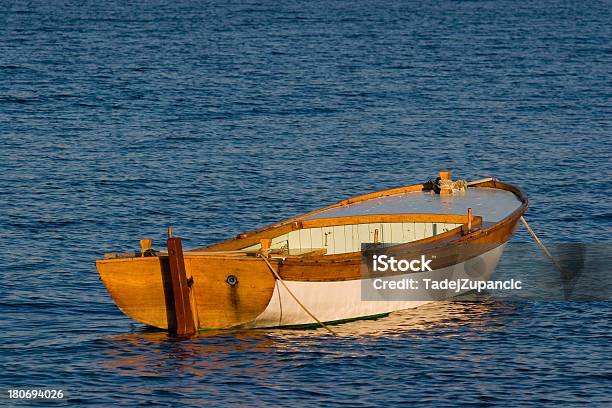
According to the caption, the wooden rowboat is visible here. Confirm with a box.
[96,172,528,334]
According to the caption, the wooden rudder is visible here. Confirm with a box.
[167,237,196,336]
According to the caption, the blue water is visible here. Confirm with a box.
[1,0,611,406]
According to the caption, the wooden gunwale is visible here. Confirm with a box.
[276,179,528,281]
[199,179,528,255]
[300,213,474,228]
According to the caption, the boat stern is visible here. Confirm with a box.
[97,256,175,330]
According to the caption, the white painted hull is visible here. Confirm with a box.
[246,244,507,328]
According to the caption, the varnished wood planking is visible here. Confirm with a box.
[301,213,472,228]
[97,255,277,330]
[97,257,174,329]
[185,256,276,329]
[278,259,361,282]
[340,184,426,205]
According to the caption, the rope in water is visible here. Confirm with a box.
[520,216,564,273]
[257,254,337,336]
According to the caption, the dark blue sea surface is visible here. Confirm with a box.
[1,0,611,406]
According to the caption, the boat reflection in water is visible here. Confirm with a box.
[100,297,514,378]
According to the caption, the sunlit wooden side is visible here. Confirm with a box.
[97,255,278,331]
[97,257,173,329]
[185,256,277,329]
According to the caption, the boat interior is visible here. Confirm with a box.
[192,182,524,258]
[237,215,465,255]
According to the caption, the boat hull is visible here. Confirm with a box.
[98,243,507,330]
[96,178,528,332]
[246,244,506,328]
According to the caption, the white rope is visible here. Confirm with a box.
[257,254,337,336]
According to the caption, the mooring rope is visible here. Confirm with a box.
[257,254,337,336]
[439,179,468,193]
[520,216,564,273]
